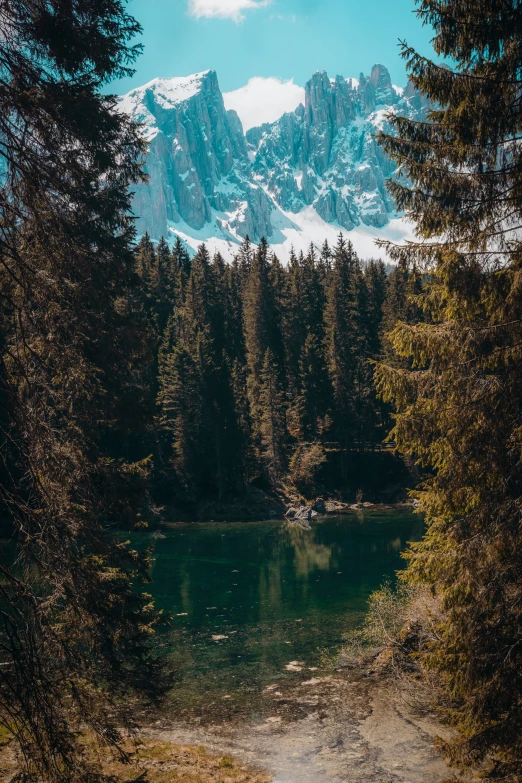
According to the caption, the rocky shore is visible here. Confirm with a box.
[148,659,452,783]
[159,487,416,525]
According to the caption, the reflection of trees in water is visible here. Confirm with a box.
[256,524,336,622]
[285,523,334,578]
[179,565,193,613]
[145,515,422,714]
[253,523,337,665]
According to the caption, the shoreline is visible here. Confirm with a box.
[144,660,451,783]
[153,500,417,526]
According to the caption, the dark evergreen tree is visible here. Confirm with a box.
[364,260,388,359]
[302,244,326,338]
[0,0,166,779]
[224,256,246,365]
[172,235,192,291]
[158,245,214,491]
[283,248,305,395]
[319,239,333,280]
[242,238,273,423]
[157,245,244,496]
[294,332,331,441]
[324,235,360,450]
[155,236,178,333]
[237,234,254,282]
[267,252,287,373]
[157,343,202,490]
[258,349,287,485]
[374,1,522,777]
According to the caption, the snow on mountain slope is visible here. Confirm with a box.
[119,65,427,260]
[169,206,415,262]
[119,71,213,140]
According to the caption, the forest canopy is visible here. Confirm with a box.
[133,232,413,506]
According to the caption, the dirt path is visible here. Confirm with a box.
[151,671,453,783]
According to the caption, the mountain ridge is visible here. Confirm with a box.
[120,65,427,259]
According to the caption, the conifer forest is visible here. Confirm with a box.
[1,0,522,781]
[137,233,405,505]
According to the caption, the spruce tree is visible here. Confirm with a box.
[319,239,333,280]
[364,259,388,359]
[374,1,522,776]
[324,235,360,451]
[224,256,246,366]
[172,236,192,287]
[242,238,273,422]
[0,0,166,779]
[157,343,203,491]
[158,245,215,491]
[294,332,331,441]
[302,244,326,338]
[155,236,178,333]
[279,248,300,394]
[237,234,254,282]
[157,245,243,496]
[258,348,287,485]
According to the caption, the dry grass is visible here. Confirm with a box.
[0,735,271,783]
[339,582,447,717]
[102,740,271,783]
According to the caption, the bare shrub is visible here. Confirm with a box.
[340,581,418,663]
[340,581,445,715]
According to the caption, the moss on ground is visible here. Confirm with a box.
[0,736,270,783]
[102,740,271,783]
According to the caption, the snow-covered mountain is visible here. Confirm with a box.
[120,66,428,260]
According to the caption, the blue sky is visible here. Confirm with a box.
[113,0,435,96]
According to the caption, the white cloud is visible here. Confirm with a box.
[188,0,271,22]
[223,77,305,131]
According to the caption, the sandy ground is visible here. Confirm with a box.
[151,670,454,783]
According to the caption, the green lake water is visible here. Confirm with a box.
[139,511,423,721]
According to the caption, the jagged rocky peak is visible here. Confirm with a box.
[120,64,427,253]
[304,71,357,129]
[120,69,273,241]
[246,64,421,230]
[370,63,392,88]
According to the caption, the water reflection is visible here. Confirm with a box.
[285,521,334,577]
[140,511,423,718]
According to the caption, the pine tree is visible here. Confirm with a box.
[319,239,333,280]
[267,252,287,373]
[224,256,246,366]
[230,358,254,489]
[374,1,522,776]
[135,232,156,279]
[157,343,203,491]
[323,235,361,450]
[237,234,254,282]
[294,332,331,441]
[381,257,424,364]
[364,259,388,359]
[157,245,244,496]
[242,238,273,421]
[258,349,287,485]
[302,244,325,338]
[0,0,166,780]
[155,236,178,333]
[172,236,192,287]
[158,245,215,490]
